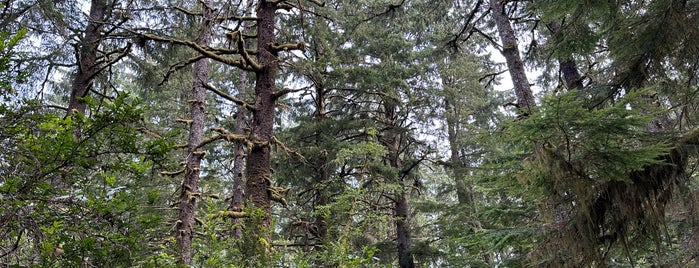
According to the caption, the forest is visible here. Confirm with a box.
[1,0,698,267]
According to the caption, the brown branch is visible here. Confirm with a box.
[160,55,207,85]
[142,33,254,71]
[173,6,201,16]
[137,127,162,139]
[176,118,193,125]
[272,87,305,100]
[271,136,308,164]
[210,211,248,218]
[201,83,255,111]
[270,41,306,53]
[447,0,484,50]
[88,43,133,82]
[161,169,185,177]
[197,127,250,149]
[213,15,258,23]
[306,0,325,7]
[235,31,261,71]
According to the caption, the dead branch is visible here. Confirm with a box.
[142,33,255,71]
[210,211,248,218]
[161,169,185,177]
[201,83,255,111]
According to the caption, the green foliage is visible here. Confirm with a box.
[0,28,26,97]
[0,95,176,267]
[512,90,669,187]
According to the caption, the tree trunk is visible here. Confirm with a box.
[230,70,247,240]
[445,99,472,206]
[546,22,584,90]
[313,84,329,248]
[384,103,415,268]
[68,0,107,116]
[175,1,212,265]
[245,0,277,242]
[489,0,535,114]
[395,190,414,268]
[229,7,254,239]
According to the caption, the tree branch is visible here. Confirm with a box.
[201,83,255,111]
[142,33,255,71]
[271,41,306,53]
[235,31,261,71]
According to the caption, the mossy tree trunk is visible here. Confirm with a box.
[176,1,212,265]
[244,0,277,242]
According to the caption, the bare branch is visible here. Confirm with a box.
[270,40,306,53]
[173,6,201,16]
[142,33,255,71]
[160,55,207,85]
[235,31,262,71]
[306,0,325,7]
[197,127,250,149]
[210,211,247,218]
[88,43,133,82]
[272,87,305,99]
[161,169,185,177]
[201,83,255,111]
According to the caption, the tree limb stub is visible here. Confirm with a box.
[271,41,306,53]
[211,211,247,218]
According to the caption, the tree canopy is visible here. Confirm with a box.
[1,0,698,267]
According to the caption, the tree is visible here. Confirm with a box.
[174,0,213,265]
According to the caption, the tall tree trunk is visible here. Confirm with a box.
[445,99,472,206]
[384,103,415,268]
[176,1,212,265]
[395,190,413,268]
[68,0,107,116]
[229,6,254,239]
[489,0,535,114]
[313,84,329,248]
[230,70,247,240]
[245,0,277,242]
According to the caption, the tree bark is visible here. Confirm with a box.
[230,70,247,240]
[176,1,212,265]
[245,0,277,241]
[383,103,415,268]
[68,0,107,116]
[229,7,254,240]
[546,22,584,90]
[313,84,330,248]
[395,190,414,268]
[445,98,472,206]
[489,0,535,114]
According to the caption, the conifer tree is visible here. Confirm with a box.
[174,0,213,264]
